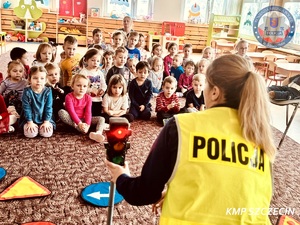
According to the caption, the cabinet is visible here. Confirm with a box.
[207,14,241,46]
[11,20,47,42]
[57,0,88,46]
[57,16,88,46]
[10,1,47,42]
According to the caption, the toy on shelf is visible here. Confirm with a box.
[147,23,186,53]
[79,13,86,23]
[11,0,46,43]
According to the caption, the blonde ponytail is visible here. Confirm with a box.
[239,71,277,161]
[206,54,277,161]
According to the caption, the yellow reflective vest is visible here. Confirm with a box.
[160,107,272,225]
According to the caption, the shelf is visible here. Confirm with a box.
[58,22,86,27]
[207,14,241,46]
[58,32,84,36]
[212,36,239,39]
[12,29,43,33]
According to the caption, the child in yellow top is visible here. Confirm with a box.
[60,36,81,88]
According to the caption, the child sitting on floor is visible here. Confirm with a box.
[0,94,17,134]
[170,54,184,82]
[106,47,131,85]
[182,43,194,67]
[183,74,206,112]
[45,63,65,121]
[178,60,195,96]
[164,42,178,77]
[126,31,141,61]
[128,61,153,120]
[202,46,214,62]
[10,47,30,79]
[268,75,300,100]
[88,28,107,50]
[195,58,210,76]
[148,56,164,94]
[101,50,114,81]
[79,48,107,116]
[58,74,106,143]
[0,60,28,115]
[32,42,54,67]
[156,76,180,126]
[20,66,55,138]
[102,74,134,123]
[147,43,162,66]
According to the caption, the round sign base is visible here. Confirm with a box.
[0,168,6,181]
[81,182,123,207]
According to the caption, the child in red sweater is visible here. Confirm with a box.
[155,76,180,126]
[178,60,195,97]
[0,94,17,134]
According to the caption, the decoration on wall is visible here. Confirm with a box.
[253,6,295,48]
[109,0,130,19]
[2,1,11,9]
[90,8,100,18]
[244,10,252,26]
[110,0,129,7]
[14,0,43,20]
[188,3,201,23]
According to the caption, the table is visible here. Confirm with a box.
[247,52,286,63]
[276,63,300,77]
[216,42,235,53]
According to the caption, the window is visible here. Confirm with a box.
[283,1,300,49]
[103,0,153,20]
[239,1,269,40]
[183,0,240,24]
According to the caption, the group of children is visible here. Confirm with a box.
[0,23,217,139]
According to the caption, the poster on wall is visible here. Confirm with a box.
[35,0,50,8]
[108,0,131,18]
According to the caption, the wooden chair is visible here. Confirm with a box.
[248,43,258,52]
[262,50,274,54]
[276,59,289,63]
[255,54,277,76]
[285,55,300,63]
[265,61,287,86]
[270,99,300,149]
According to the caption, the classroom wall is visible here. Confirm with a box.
[0,0,186,22]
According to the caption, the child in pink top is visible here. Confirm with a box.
[178,61,195,96]
[58,74,106,142]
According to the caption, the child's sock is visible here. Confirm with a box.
[89,132,105,143]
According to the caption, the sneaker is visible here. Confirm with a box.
[8,126,15,133]
[89,132,105,143]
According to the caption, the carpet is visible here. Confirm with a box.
[0,49,299,224]
[0,116,299,224]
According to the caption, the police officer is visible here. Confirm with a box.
[106,54,276,224]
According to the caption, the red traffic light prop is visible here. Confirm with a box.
[104,117,132,165]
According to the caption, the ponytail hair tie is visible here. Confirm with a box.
[245,71,252,79]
